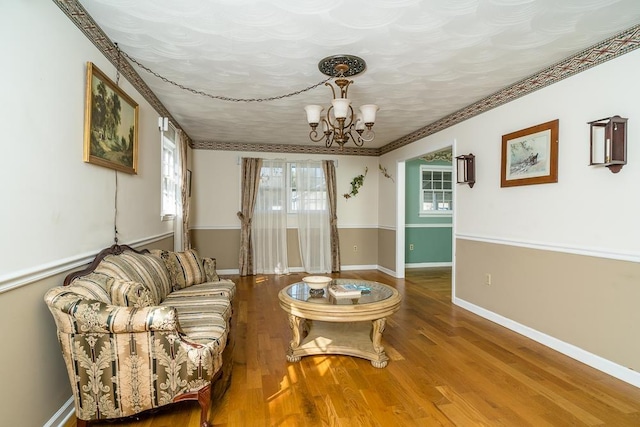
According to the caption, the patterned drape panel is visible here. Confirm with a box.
[179,130,191,250]
[322,160,341,272]
[237,158,262,276]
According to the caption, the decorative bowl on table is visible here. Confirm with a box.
[302,276,332,296]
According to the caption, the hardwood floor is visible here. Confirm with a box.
[70,268,640,426]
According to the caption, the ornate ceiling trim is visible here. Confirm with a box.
[379,24,640,155]
[54,1,639,157]
[52,0,192,146]
[191,141,380,156]
[421,148,452,163]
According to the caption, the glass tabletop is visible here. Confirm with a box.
[286,279,394,305]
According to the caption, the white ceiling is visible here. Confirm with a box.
[76,0,640,151]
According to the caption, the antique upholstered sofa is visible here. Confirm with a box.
[44,244,235,427]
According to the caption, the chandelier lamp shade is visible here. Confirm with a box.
[305,55,378,150]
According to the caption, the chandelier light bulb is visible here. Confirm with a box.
[304,105,324,125]
[359,104,379,124]
[331,98,351,119]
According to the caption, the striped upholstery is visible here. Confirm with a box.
[44,289,217,420]
[94,251,172,302]
[166,249,206,290]
[108,279,156,307]
[166,280,236,300]
[45,248,236,424]
[162,293,232,323]
[67,272,114,303]
[44,289,179,334]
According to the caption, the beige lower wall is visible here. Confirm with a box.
[0,236,174,427]
[338,228,378,266]
[191,228,380,270]
[191,229,241,270]
[455,238,640,371]
[0,271,73,427]
[377,228,396,272]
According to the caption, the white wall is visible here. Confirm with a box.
[1,2,172,425]
[379,47,640,386]
[381,48,640,259]
[1,0,172,283]
[191,150,379,229]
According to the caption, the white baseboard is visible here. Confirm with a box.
[453,297,640,389]
[341,264,378,271]
[405,262,452,269]
[43,396,74,427]
[376,265,398,278]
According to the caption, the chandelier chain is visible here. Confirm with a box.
[115,43,121,86]
[118,47,332,102]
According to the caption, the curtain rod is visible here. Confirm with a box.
[237,156,338,167]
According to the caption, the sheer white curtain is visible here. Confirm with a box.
[295,161,331,273]
[253,159,289,275]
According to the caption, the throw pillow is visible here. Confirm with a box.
[109,278,157,307]
[203,257,219,282]
[167,249,206,290]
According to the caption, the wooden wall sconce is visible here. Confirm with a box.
[589,115,627,173]
[456,153,475,188]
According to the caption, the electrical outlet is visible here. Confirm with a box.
[353,245,358,252]
[485,273,492,286]
[409,244,414,251]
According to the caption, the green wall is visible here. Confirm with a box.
[405,157,452,265]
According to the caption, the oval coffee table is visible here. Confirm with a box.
[278,279,401,368]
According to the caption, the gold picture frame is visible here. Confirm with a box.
[501,119,559,187]
[84,62,139,174]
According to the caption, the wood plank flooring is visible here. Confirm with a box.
[69,268,640,426]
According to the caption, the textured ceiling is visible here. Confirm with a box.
[73,0,640,153]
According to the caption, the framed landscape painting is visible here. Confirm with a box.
[501,119,558,187]
[84,62,139,174]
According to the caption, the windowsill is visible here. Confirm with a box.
[161,214,175,222]
[419,211,453,218]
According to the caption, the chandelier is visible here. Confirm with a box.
[304,55,378,150]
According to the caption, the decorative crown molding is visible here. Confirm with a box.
[421,148,453,163]
[52,0,192,146]
[191,141,380,156]
[378,24,640,155]
[54,1,639,157]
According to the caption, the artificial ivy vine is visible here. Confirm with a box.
[379,164,394,182]
[343,167,368,199]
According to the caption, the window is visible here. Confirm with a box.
[420,165,452,215]
[288,163,327,212]
[258,162,327,213]
[161,125,178,219]
[257,163,286,212]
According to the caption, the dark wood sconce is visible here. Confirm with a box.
[588,115,627,173]
[456,153,475,188]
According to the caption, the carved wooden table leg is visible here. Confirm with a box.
[370,318,388,368]
[286,314,305,362]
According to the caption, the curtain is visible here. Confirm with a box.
[237,157,262,276]
[322,160,341,272]
[173,129,185,252]
[179,130,191,251]
[253,160,289,275]
[296,160,331,273]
